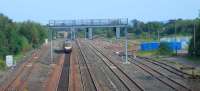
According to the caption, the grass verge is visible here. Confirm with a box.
[186,56,200,64]
[14,53,25,63]
[137,50,157,57]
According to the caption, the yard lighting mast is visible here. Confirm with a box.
[193,9,200,55]
[193,22,196,55]
[175,21,177,56]
[171,19,178,55]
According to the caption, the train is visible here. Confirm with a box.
[63,40,72,53]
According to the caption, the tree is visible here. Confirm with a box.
[18,21,47,48]
[0,14,48,70]
[131,19,145,38]
[0,13,47,60]
[188,19,200,57]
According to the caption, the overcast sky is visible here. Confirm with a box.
[0,0,199,24]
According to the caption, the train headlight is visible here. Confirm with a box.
[65,47,71,50]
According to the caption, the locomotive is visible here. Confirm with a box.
[63,40,72,53]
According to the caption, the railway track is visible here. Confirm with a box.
[137,56,192,78]
[93,40,191,78]
[83,41,144,91]
[3,59,34,91]
[91,39,192,80]
[78,40,130,91]
[2,46,48,91]
[57,54,71,91]
[89,40,192,91]
[76,40,97,91]
[129,57,191,91]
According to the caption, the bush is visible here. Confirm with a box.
[0,59,6,70]
[157,42,173,55]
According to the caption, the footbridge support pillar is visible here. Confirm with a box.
[88,27,93,40]
[70,27,76,40]
[116,27,120,39]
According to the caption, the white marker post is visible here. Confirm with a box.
[6,55,13,67]
[45,39,48,44]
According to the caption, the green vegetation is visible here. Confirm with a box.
[129,19,198,39]
[157,42,173,56]
[0,13,48,69]
[188,19,200,57]
[0,59,6,70]
[14,53,25,63]
[186,56,200,64]
[137,50,157,56]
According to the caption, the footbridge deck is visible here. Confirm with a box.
[48,18,128,28]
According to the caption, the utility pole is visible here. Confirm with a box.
[49,28,53,64]
[48,21,53,64]
[51,30,53,63]
[193,22,196,55]
[85,29,87,40]
[124,26,129,64]
[157,28,160,42]
[174,20,177,56]
[148,24,150,40]
[193,9,200,54]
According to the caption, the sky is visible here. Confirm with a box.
[0,0,200,24]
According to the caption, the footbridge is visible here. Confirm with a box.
[48,18,128,39]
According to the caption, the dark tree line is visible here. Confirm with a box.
[128,19,199,39]
[0,14,48,60]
